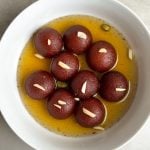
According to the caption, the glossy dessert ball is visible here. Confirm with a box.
[87,41,117,72]
[34,28,63,58]
[51,52,79,81]
[25,70,55,99]
[71,70,99,99]
[99,71,129,102]
[47,89,76,119]
[75,97,105,127]
[63,25,92,54]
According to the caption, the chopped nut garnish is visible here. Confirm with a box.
[47,39,51,46]
[99,48,107,53]
[101,24,111,32]
[128,48,133,60]
[58,61,71,70]
[74,97,80,101]
[77,31,87,39]
[58,100,67,105]
[62,46,65,50]
[34,53,45,59]
[116,88,126,92]
[93,126,105,130]
[33,84,45,91]
[93,93,97,97]
[81,81,87,94]
[54,104,61,109]
[57,81,68,88]
[116,81,130,103]
[83,107,96,118]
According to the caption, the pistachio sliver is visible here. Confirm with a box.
[101,23,111,32]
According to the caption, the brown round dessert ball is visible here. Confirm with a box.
[51,52,79,81]
[99,71,129,102]
[63,25,92,54]
[71,70,99,99]
[75,97,105,127]
[34,27,63,58]
[25,70,56,99]
[87,41,117,72]
[47,89,76,119]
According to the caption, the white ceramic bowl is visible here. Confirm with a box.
[0,0,150,149]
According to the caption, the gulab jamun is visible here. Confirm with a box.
[71,70,99,99]
[34,28,63,58]
[47,89,76,119]
[75,97,105,127]
[25,70,56,99]
[99,71,129,102]
[51,52,79,81]
[63,25,92,54]
[87,41,117,72]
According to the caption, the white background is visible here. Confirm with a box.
[0,0,150,149]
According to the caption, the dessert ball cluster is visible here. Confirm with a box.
[25,25,129,128]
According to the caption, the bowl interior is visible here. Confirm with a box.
[0,0,150,150]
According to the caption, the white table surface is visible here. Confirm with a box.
[0,0,150,149]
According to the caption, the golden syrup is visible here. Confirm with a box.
[17,15,137,136]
